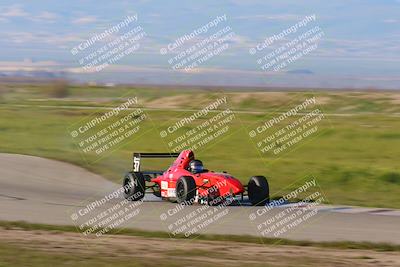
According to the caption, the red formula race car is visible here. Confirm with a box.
[122,150,270,206]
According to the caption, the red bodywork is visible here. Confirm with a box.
[150,150,245,201]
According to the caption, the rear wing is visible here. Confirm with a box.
[133,152,180,172]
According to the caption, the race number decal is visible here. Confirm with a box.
[167,188,176,197]
[161,181,168,189]
[133,156,140,172]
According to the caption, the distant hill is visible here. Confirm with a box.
[286,69,314,74]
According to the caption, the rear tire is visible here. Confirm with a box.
[248,176,269,206]
[175,176,196,204]
[123,172,145,201]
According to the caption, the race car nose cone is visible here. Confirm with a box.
[225,177,245,194]
[200,172,245,196]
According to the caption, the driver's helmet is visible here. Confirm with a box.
[189,160,204,173]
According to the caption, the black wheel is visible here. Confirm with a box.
[123,172,145,201]
[175,176,196,204]
[248,176,269,206]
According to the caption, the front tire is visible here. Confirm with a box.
[248,176,269,206]
[123,172,145,201]
[175,176,196,204]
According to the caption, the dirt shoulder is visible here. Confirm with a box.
[1,228,399,267]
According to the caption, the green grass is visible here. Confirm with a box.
[0,244,134,267]
[0,242,205,267]
[0,85,400,208]
[1,220,399,252]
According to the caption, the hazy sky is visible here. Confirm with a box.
[0,0,399,88]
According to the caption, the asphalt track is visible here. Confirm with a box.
[1,153,399,244]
